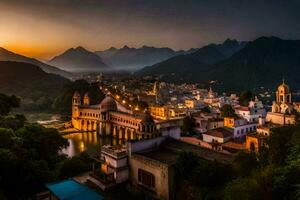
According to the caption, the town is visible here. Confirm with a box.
[1,1,300,200]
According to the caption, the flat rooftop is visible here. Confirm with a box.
[161,138,234,164]
[137,148,178,165]
[46,179,104,200]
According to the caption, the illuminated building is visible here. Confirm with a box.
[266,80,296,125]
[72,92,159,140]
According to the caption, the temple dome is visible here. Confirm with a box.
[100,96,117,112]
[278,81,290,94]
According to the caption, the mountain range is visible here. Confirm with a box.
[95,45,197,70]
[137,37,300,92]
[0,47,72,78]
[48,46,108,73]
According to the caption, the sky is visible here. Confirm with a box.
[0,0,300,60]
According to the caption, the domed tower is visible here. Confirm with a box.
[72,91,81,119]
[272,79,293,114]
[276,80,292,104]
[83,92,90,106]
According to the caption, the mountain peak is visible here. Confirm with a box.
[223,38,239,46]
[108,47,117,51]
[75,46,88,51]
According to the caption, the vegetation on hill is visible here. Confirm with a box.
[0,47,72,78]
[53,79,105,114]
[0,93,94,199]
[0,61,71,112]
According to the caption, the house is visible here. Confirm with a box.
[202,127,233,143]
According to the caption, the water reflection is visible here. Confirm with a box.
[61,132,120,157]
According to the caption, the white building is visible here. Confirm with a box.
[235,96,266,123]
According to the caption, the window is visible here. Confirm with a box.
[138,169,155,189]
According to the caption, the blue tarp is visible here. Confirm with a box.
[46,179,104,200]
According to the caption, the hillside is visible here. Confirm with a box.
[0,61,71,111]
[210,37,300,91]
[0,47,73,78]
[48,46,109,72]
[136,45,226,82]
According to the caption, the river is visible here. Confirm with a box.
[61,132,122,157]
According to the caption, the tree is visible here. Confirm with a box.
[200,106,211,113]
[59,156,90,178]
[0,94,20,116]
[175,151,199,182]
[239,90,253,106]
[0,128,15,148]
[220,104,236,118]
[53,80,105,114]
[181,116,196,134]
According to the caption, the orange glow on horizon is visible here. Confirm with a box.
[2,44,57,61]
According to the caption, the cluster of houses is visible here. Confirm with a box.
[47,80,299,200]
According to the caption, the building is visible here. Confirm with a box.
[224,117,258,139]
[266,80,296,125]
[46,179,104,200]
[128,137,234,200]
[149,105,169,120]
[71,92,159,140]
[149,105,186,120]
[193,112,223,133]
[202,127,233,144]
[235,96,266,123]
[89,145,129,190]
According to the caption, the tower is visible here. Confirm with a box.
[72,91,81,119]
[83,92,90,106]
[271,80,293,114]
[276,79,292,104]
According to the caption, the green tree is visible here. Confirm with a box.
[0,94,20,116]
[220,104,237,118]
[59,156,90,178]
[53,80,105,114]
[181,116,196,134]
[239,90,253,106]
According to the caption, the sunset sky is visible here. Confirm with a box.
[0,0,300,60]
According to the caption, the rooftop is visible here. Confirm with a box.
[161,138,234,164]
[136,148,178,165]
[203,127,233,138]
[46,179,104,200]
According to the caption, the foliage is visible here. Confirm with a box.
[59,154,91,178]
[220,104,237,118]
[0,92,69,199]
[239,90,253,106]
[53,79,105,114]
[0,61,70,112]
[181,116,196,134]
[200,106,211,113]
[0,94,20,116]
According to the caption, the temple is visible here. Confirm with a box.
[71,92,159,140]
[266,80,296,125]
